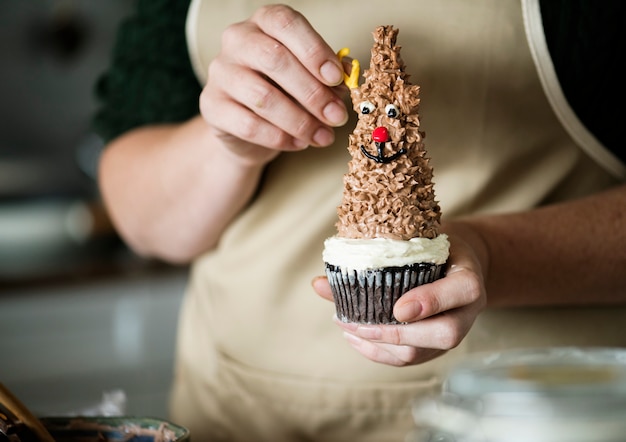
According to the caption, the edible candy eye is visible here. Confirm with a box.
[385,104,399,118]
[359,101,375,115]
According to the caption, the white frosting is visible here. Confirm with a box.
[323,234,449,270]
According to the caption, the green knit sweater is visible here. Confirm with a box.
[92,0,201,143]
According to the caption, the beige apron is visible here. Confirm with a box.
[170,1,623,440]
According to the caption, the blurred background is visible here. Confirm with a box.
[0,0,187,418]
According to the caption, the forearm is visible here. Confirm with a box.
[445,184,626,308]
[98,116,265,263]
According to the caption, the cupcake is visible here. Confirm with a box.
[323,25,449,324]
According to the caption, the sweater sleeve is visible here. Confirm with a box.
[92,0,202,143]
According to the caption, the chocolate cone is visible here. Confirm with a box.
[336,25,441,241]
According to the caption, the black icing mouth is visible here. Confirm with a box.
[360,142,406,164]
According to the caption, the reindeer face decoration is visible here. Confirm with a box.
[340,26,423,166]
[335,26,441,241]
[351,69,421,165]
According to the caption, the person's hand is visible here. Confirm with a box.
[312,234,487,366]
[201,4,349,166]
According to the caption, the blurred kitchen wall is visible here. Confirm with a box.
[0,1,188,419]
[0,0,136,281]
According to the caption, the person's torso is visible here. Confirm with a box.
[180,0,620,384]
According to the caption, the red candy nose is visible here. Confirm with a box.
[372,126,389,143]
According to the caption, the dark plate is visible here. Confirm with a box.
[40,416,190,442]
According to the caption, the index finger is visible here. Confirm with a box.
[251,5,344,86]
[312,276,334,301]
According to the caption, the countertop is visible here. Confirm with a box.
[0,265,187,419]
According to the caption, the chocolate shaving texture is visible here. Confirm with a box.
[336,26,441,240]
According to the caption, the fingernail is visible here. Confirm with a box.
[343,332,362,347]
[312,127,334,146]
[320,61,343,85]
[311,275,325,286]
[334,316,358,331]
[323,101,348,126]
[355,325,381,340]
[395,302,422,322]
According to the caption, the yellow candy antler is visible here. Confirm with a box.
[337,48,360,89]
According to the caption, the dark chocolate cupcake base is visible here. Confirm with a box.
[325,262,446,324]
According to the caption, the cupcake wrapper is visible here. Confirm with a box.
[325,262,446,324]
